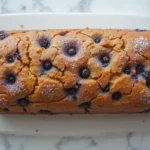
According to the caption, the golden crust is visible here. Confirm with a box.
[0,29,150,114]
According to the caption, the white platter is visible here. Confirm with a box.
[0,13,150,137]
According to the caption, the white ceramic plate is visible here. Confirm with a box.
[0,13,150,137]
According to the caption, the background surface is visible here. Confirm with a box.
[0,0,150,150]
[0,0,150,15]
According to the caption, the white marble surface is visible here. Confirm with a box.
[0,132,150,150]
[1,0,150,150]
[0,0,150,15]
[0,131,150,150]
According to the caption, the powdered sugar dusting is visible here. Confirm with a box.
[40,84,58,99]
[70,62,77,69]
[0,97,7,105]
[133,53,141,61]
[5,80,27,96]
[140,90,150,104]
[134,37,150,52]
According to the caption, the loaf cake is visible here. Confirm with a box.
[0,28,150,114]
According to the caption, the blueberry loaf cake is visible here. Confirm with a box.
[0,29,150,114]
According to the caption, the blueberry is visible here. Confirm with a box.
[17,98,30,107]
[146,80,150,89]
[123,66,131,74]
[136,64,145,75]
[112,92,122,100]
[39,110,53,114]
[5,74,16,84]
[23,108,27,112]
[65,47,77,56]
[79,102,91,110]
[131,74,138,83]
[12,50,21,61]
[99,54,110,67]
[42,61,52,71]
[63,41,78,57]
[137,109,150,113]
[66,87,77,95]
[79,67,90,78]
[7,55,14,63]
[101,84,110,92]
[142,71,150,80]
[3,108,9,112]
[0,31,9,40]
[66,87,78,101]
[94,37,101,43]
[38,37,50,49]
[135,29,146,32]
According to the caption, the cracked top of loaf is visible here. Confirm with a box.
[0,28,150,114]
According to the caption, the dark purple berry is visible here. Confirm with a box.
[101,84,110,92]
[79,102,91,110]
[136,64,144,75]
[5,74,16,84]
[131,75,138,83]
[137,109,150,113]
[42,61,52,71]
[142,71,150,80]
[3,108,9,112]
[23,108,27,112]
[66,87,77,95]
[146,80,150,89]
[7,55,14,63]
[38,37,50,49]
[79,67,90,78]
[99,54,110,67]
[63,41,78,57]
[66,47,77,56]
[66,87,78,101]
[123,66,131,74]
[39,110,53,114]
[0,31,9,40]
[135,29,146,32]
[17,98,30,107]
[12,50,21,61]
[112,92,122,100]
[94,37,101,43]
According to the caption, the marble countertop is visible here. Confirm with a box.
[0,132,150,150]
[0,0,150,150]
[0,0,150,15]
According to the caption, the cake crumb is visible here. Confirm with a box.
[20,24,24,28]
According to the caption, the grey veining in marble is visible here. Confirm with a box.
[68,0,92,12]
[0,0,150,15]
[0,132,150,150]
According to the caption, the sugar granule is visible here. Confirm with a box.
[5,80,27,96]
